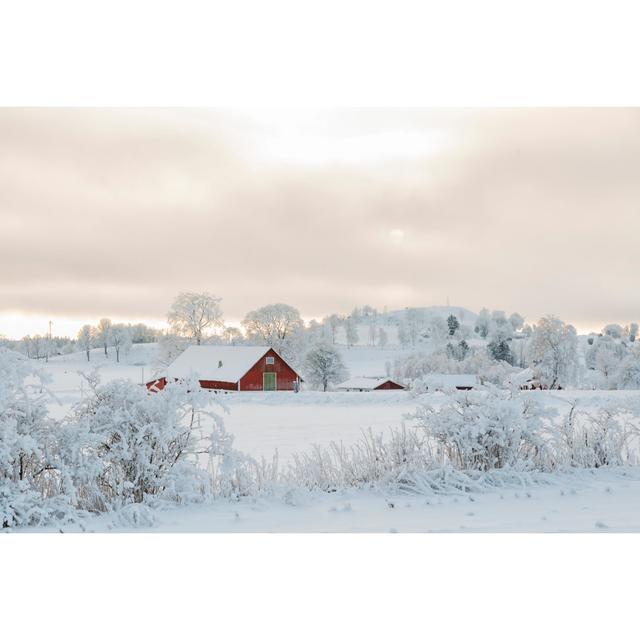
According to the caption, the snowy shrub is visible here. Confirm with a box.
[551,401,640,468]
[109,502,158,528]
[205,418,280,498]
[62,374,225,512]
[410,388,554,472]
[0,348,75,528]
[286,426,432,492]
[282,391,640,498]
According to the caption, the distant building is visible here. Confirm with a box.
[146,345,302,392]
[423,374,478,391]
[506,368,550,390]
[337,376,406,392]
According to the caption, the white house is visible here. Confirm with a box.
[423,374,478,391]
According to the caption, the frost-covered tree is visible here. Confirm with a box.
[155,333,189,368]
[323,314,342,345]
[221,326,244,345]
[129,323,161,344]
[475,308,491,338]
[603,323,624,339]
[397,321,410,348]
[595,340,624,388]
[345,318,358,347]
[489,311,513,341]
[628,323,638,343]
[20,334,49,360]
[428,316,449,346]
[491,310,508,326]
[111,324,132,363]
[447,314,460,336]
[378,327,388,350]
[509,312,525,332]
[77,325,94,361]
[303,343,347,391]
[405,309,424,347]
[528,316,578,389]
[488,338,514,365]
[585,334,627,388]
[96,318,113,357]
[368,324,377,346]
[617,346,640,389]
[511,337,528,369]
[168,292,223,346]
[242,303,304,359]
[446,340,470,362]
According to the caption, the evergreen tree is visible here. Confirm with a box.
[447,314,460,336]
[488,338,514,364]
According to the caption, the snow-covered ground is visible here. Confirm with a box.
[27,466,640,533]
[21,342,640,532]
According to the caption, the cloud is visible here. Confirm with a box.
[1,108,639,331]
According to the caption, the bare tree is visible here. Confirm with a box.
[77,325,94,361]
[242,303,304,357]
[528,316,578,389]
[303,343,347,391]
[111,324,132,363]
[96,318,112,358]
[167,292,223,345]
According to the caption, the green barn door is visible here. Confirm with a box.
[263,372,277,391]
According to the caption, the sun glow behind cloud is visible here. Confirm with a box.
[236,109,451,167]
[256,130,450,166]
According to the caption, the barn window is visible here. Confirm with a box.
[266,356,274,365]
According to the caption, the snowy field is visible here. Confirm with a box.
[17,344,640,532]
[37,346,640,463]
[27,467,640,533]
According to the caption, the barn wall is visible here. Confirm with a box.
[146,377,167,392]
[375,380,405,390]
[199,380,238,391]
[239,348,300,391]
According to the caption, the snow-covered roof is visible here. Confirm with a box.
[166,345,274,383]
[424,374,478,389]
[337,376,402,390]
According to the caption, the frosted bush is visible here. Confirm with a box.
[551,401,640,468]
[206,419,280,497]
[62,374,227,512]
[0,348,75,528]
[286,426,433,491]
[411,388,554,472]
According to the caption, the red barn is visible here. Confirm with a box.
[146,345,302,392]
[336,377,406,392]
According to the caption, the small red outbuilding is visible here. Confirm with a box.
[146,345,302,392]
[336,377,406,392]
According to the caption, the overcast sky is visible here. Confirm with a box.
[1,108,639,338]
